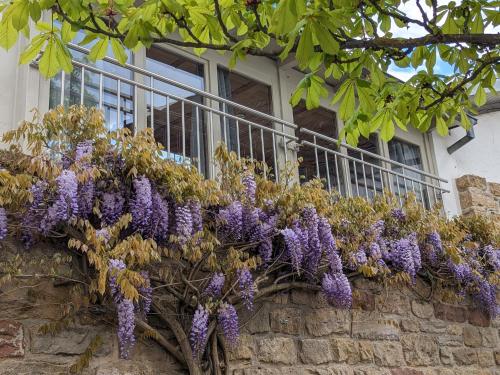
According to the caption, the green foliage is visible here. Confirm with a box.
[0,0,498,144]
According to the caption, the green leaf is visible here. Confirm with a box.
[111,39,128,65]
[338,81,355,120]
[312,22,339,55]
[10,0,30,31]
[88,37,109,62]
[19,34,46,64]
[296,23,313,68]
[380,117,395,141]
[61,21,75,43]
[290,87,304,106]
[0,20,18,50]
[38,37,60,77]
[436,116,448,136]
[474,85,487,106]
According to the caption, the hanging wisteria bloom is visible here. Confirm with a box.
[242,174,256,205]
[218,303,239,346]
[150,191,169,242]
[408,232,421,271]
[130,176,153,230]
[302,207,322,275]
[238,268,254,310]
[471,276,499,317]
[21,181,47,246]
[108,259,136,359]
[321,272,352,309]
[447,260,473,284]
[483,245,500,271]
[189,199,203,234]
[78,179,95,219]
[137,271,152,318]
[101,191,125,225]
[281,227,303,272]
[0,208,7,240]
[75,140,93,163]
[40,170,79,233]
[318,217,342,272]
[203,273,225,298]
[368,242,382,260]
[96,228,110,243]
[190,305,209,357]
[387,235,420,282]
[218,201,243,242]
[175,203,193,244]
[391,208,406,221]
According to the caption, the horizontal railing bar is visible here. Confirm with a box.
[63,59,297,141]
[67,43,297,130]
[301,140,450,193]
[300,127,448,183]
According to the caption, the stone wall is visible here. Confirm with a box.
[456,174,500,227]
[0,242,499,375]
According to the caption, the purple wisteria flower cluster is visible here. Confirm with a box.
[217,174,277,263]
[108,260,155,359]
[190,305,209,358]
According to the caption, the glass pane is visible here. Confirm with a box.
[388,139,428,207]
[48,28,135,133]
[145,48,206,175]
[347,135,382,199]
[293,101,345,194]
[217,67,274,171]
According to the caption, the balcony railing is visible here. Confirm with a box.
[33,43,449,207]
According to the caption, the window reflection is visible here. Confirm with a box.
[145,48,206,175]
[49,31,134,133]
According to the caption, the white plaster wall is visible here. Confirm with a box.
[431,109,500,217]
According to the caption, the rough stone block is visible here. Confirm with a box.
[354,369,389,375]
[376,293,410,315]
[0,361,70,375]
[477,350,495,367]
[352,291,375,311]
[494,350,500,365]
[452,347,477,365]
[459,188,497,209]
[481,327,499,348]
[330,338,359,364]
[434,303,467,323]
[0,320,23,358]
[300,339,332,364]
[257,337,297,365]
[373,342,405,367]
[419,320,448,333]
[440,347,454,366]
[241,303,270,334]
[270,307,304,335]
[469,308,491,327]
[390,369,425,375]
[305,309,350,337]
[352,312,400,341]
[228,334,254,360]
[400,319,419,333]
[436,334,462,347]
[456,175,487,191]
[411,300,433,319]
[488,182,500,197]
[463,326,482,347]
[31,326,96,355]
[358,341,374,363]
[401,334,439,366]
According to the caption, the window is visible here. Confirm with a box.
[145,47,207,174]
[49,31,134,132]
[293,101,345,193]
[388,138,427,206]
[217,67,274,168]
[347,134,383,199]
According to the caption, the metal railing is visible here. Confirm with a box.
[299,128,449,208]
[33,43,449,207]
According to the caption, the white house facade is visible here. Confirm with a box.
[0,36,499,221]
